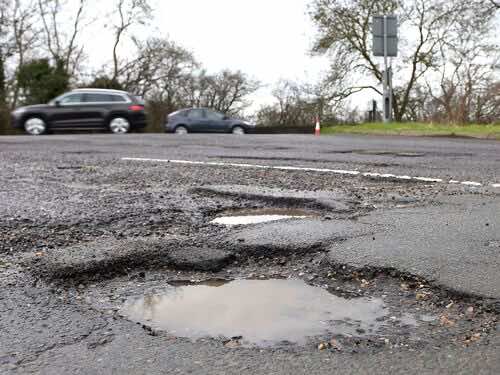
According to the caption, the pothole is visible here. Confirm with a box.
[120,279,387,347]
[210,208,315,226]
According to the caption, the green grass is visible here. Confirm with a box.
[322,122,500,140]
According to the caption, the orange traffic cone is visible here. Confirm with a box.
[315,116,321,136]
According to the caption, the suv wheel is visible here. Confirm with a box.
[175,126,188,135]
[24,117,47,136]
[109,117,131,134]
[232,126,245,135]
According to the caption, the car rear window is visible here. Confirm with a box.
[111,95,127,102]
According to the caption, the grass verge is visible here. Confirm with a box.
[322,122,500,140]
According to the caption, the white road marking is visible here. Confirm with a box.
[461,181,483,187]
[211,215,308,226]
[121,157,499,189]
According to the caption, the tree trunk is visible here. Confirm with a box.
[0,52,9,135]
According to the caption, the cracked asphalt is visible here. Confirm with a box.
[1,133,499,374]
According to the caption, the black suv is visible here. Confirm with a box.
[11,89,147,135]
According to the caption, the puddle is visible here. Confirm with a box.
[210,208,314,226]
[121,279,387,347]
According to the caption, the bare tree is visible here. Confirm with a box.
[0,0,9,108]
[309,0,496,121]
[178,70,260,115]
[422,0,499,123]
[111,0,152,82]
[120,37,198,103]
[9,0,40,107]
[37,0,87,75]
[256,80,327,127]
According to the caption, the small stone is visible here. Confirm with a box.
[471,333,481,342]
[416,292,430,301]
[439,315,455,327]
[318,342,329,351]
[224,340,241,349]
[330,339,342,350]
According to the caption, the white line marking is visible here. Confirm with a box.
[121,157,499,189]
[461,181,482,187]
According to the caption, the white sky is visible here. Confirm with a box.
[84,0,332,111]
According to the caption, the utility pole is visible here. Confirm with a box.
[383,15,389,122]
[373,15,398,123]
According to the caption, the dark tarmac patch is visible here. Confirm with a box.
[324,149,474,158]
[60,150,107,155]
[210,155,329,163]
[26,238,234,281]
[194,185,355,212]
[120,279,387,347]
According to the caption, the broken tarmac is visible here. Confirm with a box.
[1,134,499,374]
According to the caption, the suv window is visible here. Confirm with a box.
[187,109,205,119]
[60,94,84,104]
[205,110,225,121]
[111,95,127,103]
[84,93,114,103]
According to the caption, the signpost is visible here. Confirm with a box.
[372,15,398,123]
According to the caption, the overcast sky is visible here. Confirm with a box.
[152,0,331,109]
[84,0,330,110]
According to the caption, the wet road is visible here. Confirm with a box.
[1,133,499,374]
[1,133,499,184]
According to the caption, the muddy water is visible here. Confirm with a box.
[211,208,315,226]
[121,279,387,346]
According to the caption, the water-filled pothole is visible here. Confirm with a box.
[120,279,387,347]
[210,208,315,226]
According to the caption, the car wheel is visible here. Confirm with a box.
[24,117,47,136]
[109,117,131,134]
[232,126,245,135]
[175,126,188,135]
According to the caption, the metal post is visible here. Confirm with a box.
[372,14,397,122]
[388,64,393,122]
[383,15,389,123]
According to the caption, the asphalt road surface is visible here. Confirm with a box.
[1,133,499,374]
